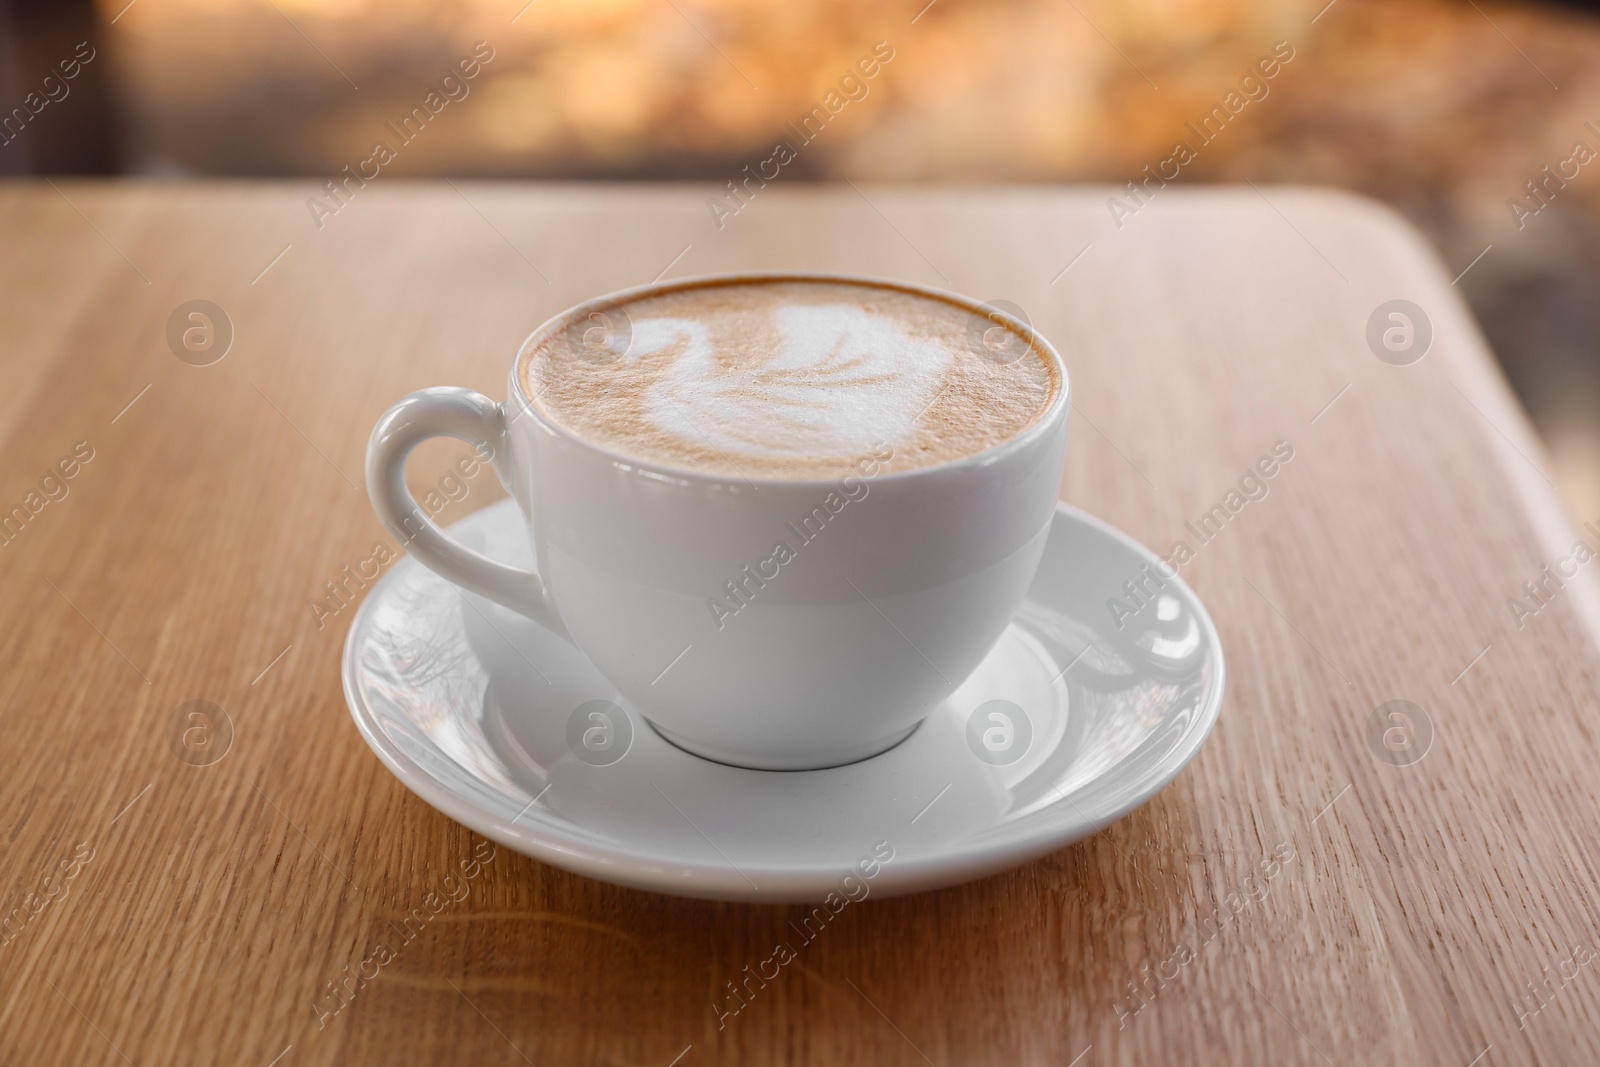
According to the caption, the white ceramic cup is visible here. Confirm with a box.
[366,273,1070,770]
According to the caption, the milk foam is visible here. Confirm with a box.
[631,304,950,462]
[523,278,1057,480]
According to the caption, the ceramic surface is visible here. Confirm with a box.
[365,272,1071,769]
[343,499,1224,902]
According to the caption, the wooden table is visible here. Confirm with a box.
[1,182,1596,1066]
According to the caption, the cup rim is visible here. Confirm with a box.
[506,270,1071,488]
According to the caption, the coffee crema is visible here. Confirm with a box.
[519,277,1059,480]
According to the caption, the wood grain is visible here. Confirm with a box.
[0,182,1597,1067]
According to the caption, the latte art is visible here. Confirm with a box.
[633,304,951,462]
[522,277,1058,479]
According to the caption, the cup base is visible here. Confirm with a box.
[645,717,924,772]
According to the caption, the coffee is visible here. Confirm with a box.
[370,271,1072,767]
[520,276,1058,480]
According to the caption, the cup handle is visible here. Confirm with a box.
[366,387,568,640]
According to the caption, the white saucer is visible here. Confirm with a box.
[343,499,1224,902]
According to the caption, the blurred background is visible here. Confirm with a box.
[3,0,1598,517]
